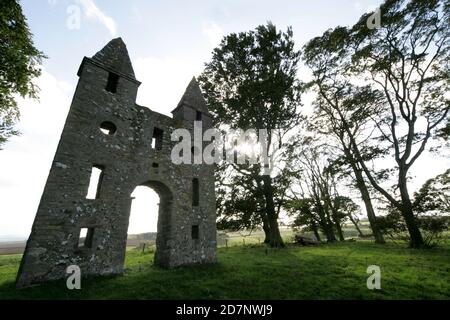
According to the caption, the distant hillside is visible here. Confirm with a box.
[128,232,157,240]
[0,236,27,242]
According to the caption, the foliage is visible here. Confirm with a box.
[302,0,450,248]
[418,215,450,247]
[199,22,303,247]
[285,198,317,232]
[216,167,266,231]
[413,169,450,214]
[377,205,450,247]
[199,22,301,130]
[0,0,46,148]
[375,210,409,241]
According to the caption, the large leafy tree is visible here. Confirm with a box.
[0,0,45,148]
[199,22,302,247]
[304,0,449,248]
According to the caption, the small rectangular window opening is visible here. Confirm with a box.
[152,127,164,150]
[191,225,199,240]
[105,72,119,93]
[86,165,104,199]
[152,162,159,168]
[196,111,202,121]
[192,178,199,206]
[78,227,95,248]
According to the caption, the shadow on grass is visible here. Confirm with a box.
[0,242,449,299]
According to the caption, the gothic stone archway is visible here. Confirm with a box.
[16,38,217,288]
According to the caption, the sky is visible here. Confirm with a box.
[0,0,448,239]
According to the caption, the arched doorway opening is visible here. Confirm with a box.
[128,186,159,247]
[128,180,173,266]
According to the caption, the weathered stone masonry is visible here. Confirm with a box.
[16,38,217,288]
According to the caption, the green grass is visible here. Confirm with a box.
[0,241,449,299]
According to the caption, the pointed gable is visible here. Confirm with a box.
[92,37,136,79]
[173,77,210,115]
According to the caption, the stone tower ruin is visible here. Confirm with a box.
[16,38,217,288]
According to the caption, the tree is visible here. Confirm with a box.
[303,28,386,244]
[0,0,46,148]
[287,161,357,242]
[215,163,270,241]
[347,0,449,248]
[334,196,365,237]
[304,0,449,248]
[288,146,347,242]
[286,198,322,242]
[413,169,450,214]
[199,22,302,247]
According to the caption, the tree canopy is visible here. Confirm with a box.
[0,0,45,148]
[199,22,302,247]
[302,0,449,248]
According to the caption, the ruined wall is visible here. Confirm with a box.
[16,38,217,288]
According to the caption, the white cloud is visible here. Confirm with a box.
[202,21,224,48]
[78,0,117,36]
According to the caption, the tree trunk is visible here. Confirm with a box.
[311,221,322,242]
[327,200,345,241]
[353,168,385,244]
[310,178,336,242]
[316,204,336,242]
[322,186,345,241]
[314,204,336,242]
[324,208,337,242]
[348,215,364,237]
[319,215,336,242]
[262,175,285,248]
[255,179,271,243]
[261,213,271,244]
[324,223,336,242]
[398,172,424,248]
[332,215,345,241]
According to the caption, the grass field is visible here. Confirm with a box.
[0,240,449,299]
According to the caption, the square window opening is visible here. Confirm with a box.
[78,227,95,249]
[192,178,199,206]
[152,127,164,150]
[86,165,105,199]
[191,225,199,240]
[105,72,119,93]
